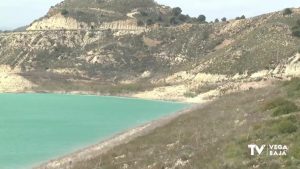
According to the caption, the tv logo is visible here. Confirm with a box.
[248,144,266,155]
[248,144,288,156]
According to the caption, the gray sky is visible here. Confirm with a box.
[0,0,299,30]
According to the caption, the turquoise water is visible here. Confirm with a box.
[0,94,187,169]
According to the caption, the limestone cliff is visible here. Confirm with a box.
[27,14,87,30]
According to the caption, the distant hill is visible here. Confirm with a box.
[26,0,195,31]
[13,25,29,32]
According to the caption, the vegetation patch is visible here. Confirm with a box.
[291,19,300,38]
[235,15,246,20]
[273,102,298,116]
[61,9,69,16]
[183,91,197,98]
[68,83,300,169]
[275,118,298,134]
[223,115,300,169]
[283,8,293,16]
[263,97,298,117]
[284,77,300,97]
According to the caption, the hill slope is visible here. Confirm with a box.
[36,78,300,169]
[1,5,300,102]
[27,0,181,30]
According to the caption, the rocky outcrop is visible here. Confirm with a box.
[27,14,145,31]
[99,19,145,30]
[284,53,300,77]
[0,65,35,92]
[27,14,88,30]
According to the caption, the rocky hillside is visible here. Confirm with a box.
[1,1,300,103]
[27,0,182,30]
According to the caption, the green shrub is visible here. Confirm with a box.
[263,97,298,116]
[289,19,300,37]
[172,7,182,16]
[140,11,148,16]
[236,15,245,20]
[192,83,218,94]
[61,9,69,16]
[178,14,188,22]
[283,8,293,16]
[287,115,298,123]
[292,29,300,37]
[284,78,300,97]
[221,17,227,22]
[137,20,144,26]
[197,15,206,22]
[183,92,197,98]
[264,97,292,110]
[276,120,297,133]
[146,19,154,26]
[273,102,298,116]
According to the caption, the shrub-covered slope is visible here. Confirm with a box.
[68,79,300,169]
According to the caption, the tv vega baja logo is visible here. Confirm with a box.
[248,144,288,156]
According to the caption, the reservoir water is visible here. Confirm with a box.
[0,94,187,169]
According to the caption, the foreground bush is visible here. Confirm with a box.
[291,19,300,38]
[263,97,298,116]
[273,101,298,116]
[276,120,298,133]
[284,78,300,97]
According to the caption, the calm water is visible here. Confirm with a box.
[0,94,187,169]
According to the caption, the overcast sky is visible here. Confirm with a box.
[0,0,299,30]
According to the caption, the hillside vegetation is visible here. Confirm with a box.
[65,79,300,169]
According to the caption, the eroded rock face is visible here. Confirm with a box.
[0,65,35,92]
[27,14,88,30]
[284,54,300,77]
[99,19,145,30]
[27,14,145,31]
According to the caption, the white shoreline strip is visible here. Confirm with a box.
[0,90,190,104]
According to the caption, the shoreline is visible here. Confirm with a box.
[33,104,204,169]
[0,90,204,169]
[0,89,191,104]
